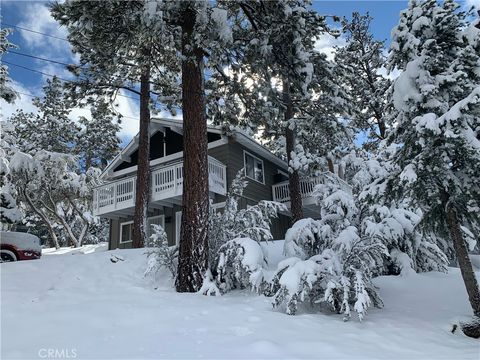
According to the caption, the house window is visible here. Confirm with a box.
[244,151,265,184]
[120,221,134,244]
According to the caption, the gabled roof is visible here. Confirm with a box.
[102,118,287,178]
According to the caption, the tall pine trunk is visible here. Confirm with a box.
[132,63,151,249]
[283,81,303,224]
[175,8,210,293]
[445,202,480,317]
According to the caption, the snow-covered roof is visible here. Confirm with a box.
[102,118,287,178]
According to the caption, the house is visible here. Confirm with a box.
[94,118,329,250]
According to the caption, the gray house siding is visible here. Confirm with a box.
[210,140,287,203]
[209,140,292,240]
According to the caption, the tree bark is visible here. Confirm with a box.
[24,191,60,249]
[377,120,387,140]
[132,62,151,249]
[327,155,335,174]
[445,201,480,317]
[283,81,303,224]
[175,7,210,293]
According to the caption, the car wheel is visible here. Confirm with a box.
[0,250,18,263]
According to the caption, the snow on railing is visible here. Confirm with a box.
[272,172,351,204]
[93,156,226,216]
[151,162,183,201]
[208,156,227,195]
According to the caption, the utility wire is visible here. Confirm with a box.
[3,60,140,101]
[8,50,79,68]
[3,60,74,83]
[3,24,180,111]
[2,22,70,42]
[6,50,174,96]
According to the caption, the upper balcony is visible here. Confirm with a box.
[93,156,226,217]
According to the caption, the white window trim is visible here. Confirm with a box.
[119,220,134,244]
[243,150,265,185]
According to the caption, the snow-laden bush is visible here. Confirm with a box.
[272,178,386,320]
[0,147,22,228]
[213,237,266,293]
[201,171,285,294]
[273,232,385,320]
[144,224,178,279]
[208,169,285,265]
[361,203,448,274]
[283,218,324,259]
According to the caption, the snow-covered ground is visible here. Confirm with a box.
[1,241,478,359]
[41,242,108,256]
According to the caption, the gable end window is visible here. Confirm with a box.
[244,151,265,184]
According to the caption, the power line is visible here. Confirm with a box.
[3,60,74,83]
[2,24,179,110]
[4,60,140,101]
[2,22,69,42]
[6,51,140,99]
[8,50,79,68]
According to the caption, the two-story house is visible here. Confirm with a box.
[93,118,326,249]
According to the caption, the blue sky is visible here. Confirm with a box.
[1,0,478,141]
[313,0,408,42]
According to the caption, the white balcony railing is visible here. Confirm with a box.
[272,173,351,205]
[93,156,226,216]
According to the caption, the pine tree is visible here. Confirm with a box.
[0,26,17,103]
[51,0,180,249]
[338,149,449,275]
[208,1,348,222]
[0,122,22,228]
[159,1,236,292]
[335,12,391,148]
[76,100,121,170]
[387,0,480,318]
[9,77,79,154]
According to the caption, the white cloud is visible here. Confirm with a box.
[465,0,480,10]
[377,66,402,81]
[0,80,38,121]
[314,33,346,61]
[15,2,76,80]
[17,2,70,56]
[113,92,140,140]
